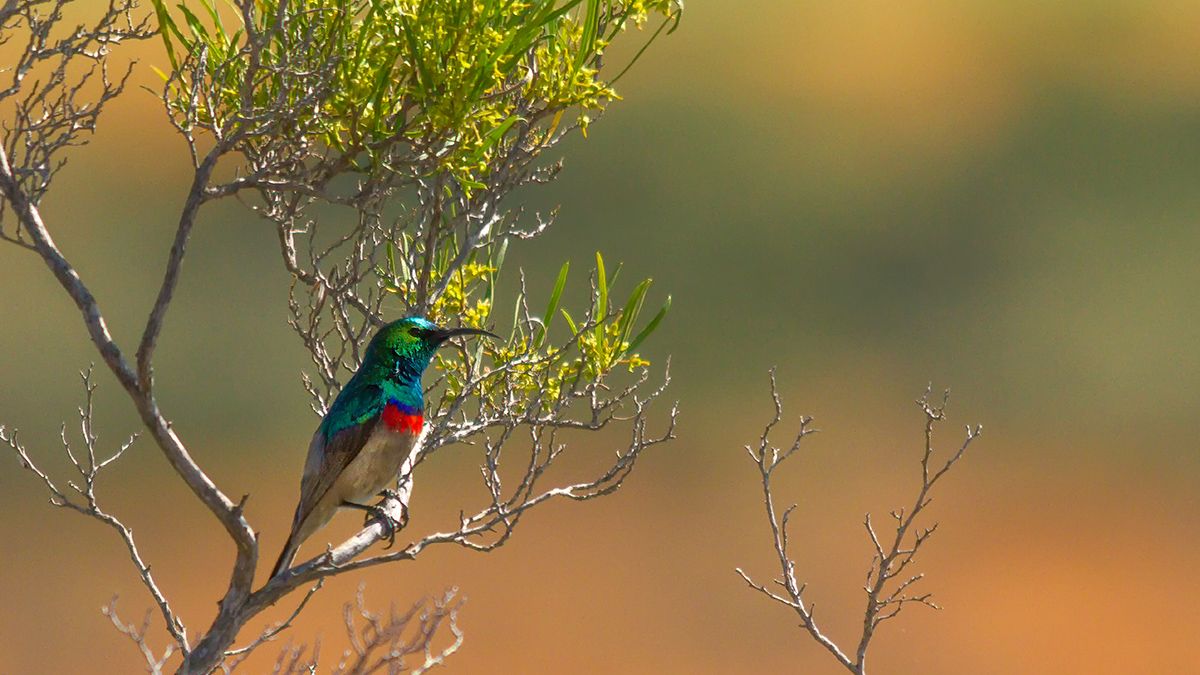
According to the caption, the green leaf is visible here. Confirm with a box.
[149,64,171,83]
[467,114,525,164]
[458,175,487,191]
[494,236,509,273]
[561,308,579,336]
[594,252,610,349]
[368,44,403,126]
[595,251,607,317]
[608,260,623,289]
[511,287,524,343]
[573,0,601,72]
[197,0,224,39]
[616,278,651,346]
[177,4,211,43]
[397,13,432,98]
[536,261,569,348]
[394,235,412,285]
[592,252,608,353]
[149,0,182,69]
[532,0,584,30]
[486,239,503,317]
[619,294,670,359]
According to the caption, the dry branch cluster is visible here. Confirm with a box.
[241,588,464,675]
[1,0,680,673]
[737,374,980,675]
[0,0,153,222]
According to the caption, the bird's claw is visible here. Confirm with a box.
[359,502,397,548]
[363,490,408,549]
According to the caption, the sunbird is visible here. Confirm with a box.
[271,317,496,578]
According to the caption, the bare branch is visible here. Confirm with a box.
[330,587,463,675]
[853,388,981,669]
[3,369,189,653]
[221,579,325,668]
[2,136,259,669]
[103,598,177,675]
[737,375,979,675]
[135,150,222,393]
[0,0,153,205]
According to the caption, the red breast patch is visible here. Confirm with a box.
[382,403,423,434]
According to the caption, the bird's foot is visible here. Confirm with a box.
[375,489,409,549]
[344,499,404,549]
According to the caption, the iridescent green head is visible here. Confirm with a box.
[366,317,496,385]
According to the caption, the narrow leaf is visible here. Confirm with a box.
[593,252,608,352]
[459,176,487,191]
[620,295,670,359]
[467,115,525,164]
[573,0,601,72]
[149,0,182,69]
[494,236,509,272]
[561,308,579,336]
[595,252,607,317]
[616,279,651,345]
[198,0,223,37]
[536,261,569,348]
[177,4,211,42]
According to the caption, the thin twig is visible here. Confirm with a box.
[737,374,980,675]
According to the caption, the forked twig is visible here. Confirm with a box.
[737,373,980,675]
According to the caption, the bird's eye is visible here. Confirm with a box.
[409,328,426,338]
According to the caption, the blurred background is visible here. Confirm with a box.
[3,0,1200,672]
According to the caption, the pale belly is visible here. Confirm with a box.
[333,425,419,505]
[296,425,420,546]
[285,423,424,563]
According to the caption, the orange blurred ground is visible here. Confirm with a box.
[5,385,1200,674]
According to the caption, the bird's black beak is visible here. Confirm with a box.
[430,325,499,345]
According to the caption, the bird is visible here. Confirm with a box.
[270,316,496,579]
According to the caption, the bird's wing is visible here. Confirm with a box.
[290,412,381,532]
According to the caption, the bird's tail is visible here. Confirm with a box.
[271,530,302,579]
